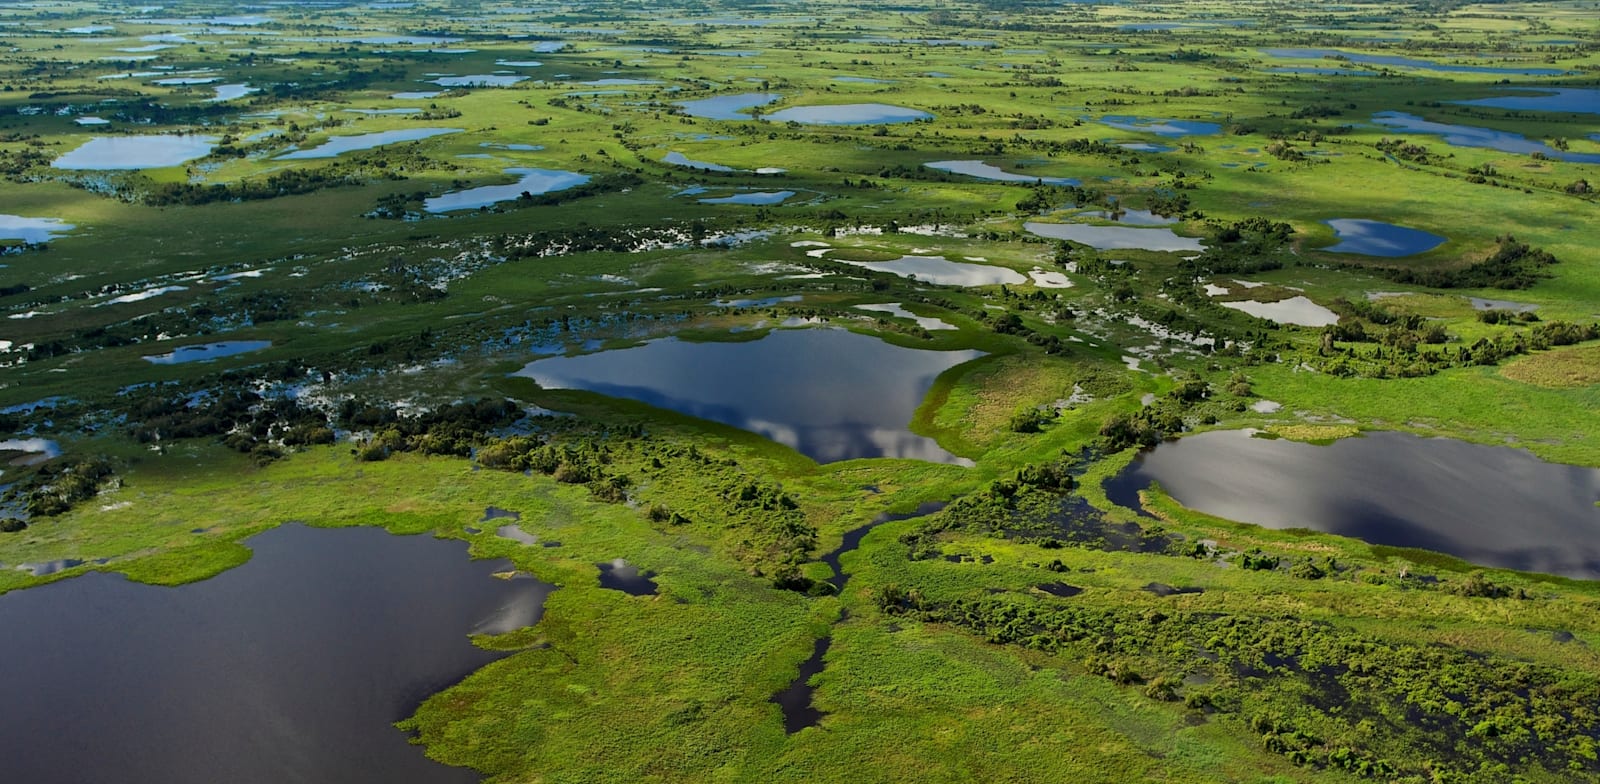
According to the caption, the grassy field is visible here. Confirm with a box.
[2,0,1599,781]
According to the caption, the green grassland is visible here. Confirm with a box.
[2,0,1599,781]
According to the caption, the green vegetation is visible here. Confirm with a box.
[2,0,1599,780]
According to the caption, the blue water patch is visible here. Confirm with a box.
[1269,67,1376,76]
[1099,116,1221,137]
[766,103,932,125]
[1320,219,1445,257]
[924,160,1079,185]
[1262,48,1571,76]
[513,329,983,464]
[428,74,526,87]
[143,341,272,364]
[53,135,217,170]
[699,191,795,205]
[663,151,736,172]
[1118,142,1176,153]
[0,215,75,243]
[1449,87,1600,116]
[1371,111,1600,163]
[674,92,780,120]
[276,128,462,160]
[424,168,589,212]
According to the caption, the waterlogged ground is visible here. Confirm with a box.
[2,0,1600,782]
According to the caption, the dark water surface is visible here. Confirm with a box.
[514,329,983,464]
[772,637,832,733]
[0,524,554,784]
[1105,430,1600,579]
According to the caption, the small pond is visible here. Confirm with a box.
[276,128,462,160]
[856,302,957,330]
[772,637,830,733]
[699,190,795,205]
[764,103,932,125]
[1024,220,1204,253]
[143,340,272,365]
[0,524,553,784]
[1469,297,1538,313]
[1449,87,1600,116]
[596,558,658,595]
[208,83,258,102]
[513,328,983,464]
[1099,116,1221,137]
[0,437,62,465]
[1105,429,1600,579]
[832,254,1027,287]
[0,215,75,243]
[1371,112,1600,164]
[664,150,736,172]
[713,294,802,308]
[1217,296,1340,327]
[1269,67,1375,76]
[578,78,660,87]
[1118,142,1176,153]
[924,159,1079,185]
[1320,218,1445,257]
[674,92,781,120]
[424,168,589,212]
[428,74,526,87]
[1261,48,1570,76]
[53,134,217,170]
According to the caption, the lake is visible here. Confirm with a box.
[925,160,1080,185]
[1216,296,1340,327]
[1261,48,1570,76]
[0,524,554,784]
[831,254,1028,287]
[1099,116,1222,137]
[428,75,526,87]
[1371,112,1600,164]
[208,83,258,102]
[764,103,932,125]
[1024,220,1204,252]
[1320,218,1445,257]
[424,168,590,212]
[674,92,781,120]
[53,134,218,170]
[0,214,75,243]
[143,340,272,364]
[1449,87,1600,116]
[856,302,957,330]
[276,128,463,160]
[664,150,737,172]
[1105,429,1600,579]
[699,190,795,205]
[513,328,983,464]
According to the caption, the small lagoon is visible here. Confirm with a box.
[143,340,272,365]
[1321,218,1445,257]
[765,103,931,125]
[53,134,217,170]
[513,328,983,464]
[925,160,1079,185]
[276,128,462,160]
[1371,111,1600,164]
[1106,430,1600,579]
[423,168,589,212]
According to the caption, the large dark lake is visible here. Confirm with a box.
[1106,430,1600,579]
[514,328,983,464]
[0,524,553,784]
